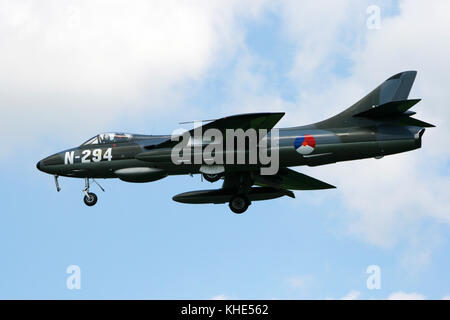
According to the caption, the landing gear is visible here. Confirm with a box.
[83,192,98,206]
[229,195,250,214]
[82,178,104,207]
[203,173,222,183]
[54,175,61,192]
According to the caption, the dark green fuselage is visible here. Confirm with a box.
[36,121,424,180]
[36,71,432,207]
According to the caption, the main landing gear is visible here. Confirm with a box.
[82,178,104,207]
[229,194,251,214]
[202,173,222,183]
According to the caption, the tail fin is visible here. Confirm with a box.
[348,70,417,116]
[318,71,435,128]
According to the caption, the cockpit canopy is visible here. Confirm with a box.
[81,133,133,146]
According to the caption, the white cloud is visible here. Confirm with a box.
[339,291,431,300]
[0,0,269,155]
[387,291,426,300]
[442,295,450,300]
[331,291,435,300]
[219,0,374,126]
[324,1,450,248]
[192,0,450,253]
[199,2,450,277]
[341,290,361,300]
[279,0,369,86]
[274,0,450,251]
[211,294,229,300]
[4,0,449,260]
[214,0,450,254]
[399,246,433,272]
[287,275,313,289]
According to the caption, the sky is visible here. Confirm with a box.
[0,0,449,299]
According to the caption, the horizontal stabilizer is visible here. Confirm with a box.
[390,116,435,128]
[353,99,421,118]
[254,168,336,191]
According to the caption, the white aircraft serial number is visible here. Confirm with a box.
[64,148,112,164]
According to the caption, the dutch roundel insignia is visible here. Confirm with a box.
[294,135,316,155]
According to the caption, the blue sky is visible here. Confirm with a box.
[1,0,449,299]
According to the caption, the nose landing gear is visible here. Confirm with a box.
[54,175,61,192]
[83,192,98,206]
[82,178,104,207]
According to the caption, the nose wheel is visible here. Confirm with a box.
[82,178,104,207]
[83,192,98,206]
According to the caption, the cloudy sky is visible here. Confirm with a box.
[0,0,449,299]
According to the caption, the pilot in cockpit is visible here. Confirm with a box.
[98,133,114,144]
[81,133,132,146]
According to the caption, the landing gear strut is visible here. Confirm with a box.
[54,175,61,192]
[229,194,251,214]
[82,178,103,207]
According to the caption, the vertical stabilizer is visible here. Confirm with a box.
[348,71,417,116]
[316,71,422,128]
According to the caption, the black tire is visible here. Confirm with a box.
[203,173,222,183]
[229,195,250,214]
[83,192,98,206]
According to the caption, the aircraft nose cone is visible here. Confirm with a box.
[36,153,63,174]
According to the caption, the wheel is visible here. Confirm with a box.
[229,195,250,214]
[203,173,222,183]
[83,192,98,206]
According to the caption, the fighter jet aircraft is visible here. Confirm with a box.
[37,71,433,213]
